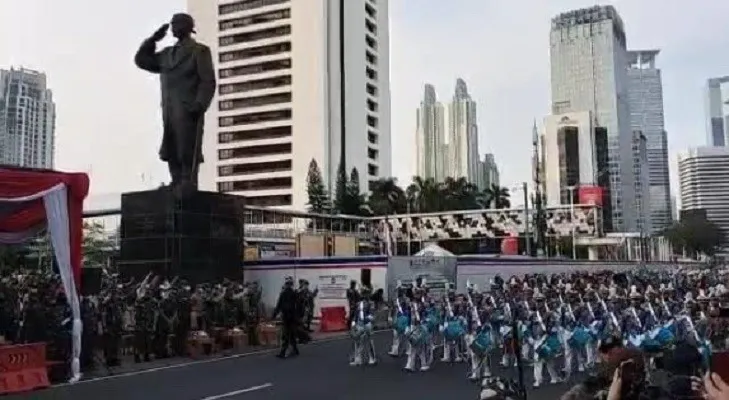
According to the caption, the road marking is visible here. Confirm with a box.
[51,332,383,388]
[199,383,273,400]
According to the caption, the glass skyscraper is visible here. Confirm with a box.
[705,76,729,147]
[549,6,637,232]
[0,68,55,169]
[627,50,673,233]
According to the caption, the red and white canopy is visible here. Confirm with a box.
[0,166,89,382]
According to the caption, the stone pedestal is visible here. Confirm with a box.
[118,188,244,283]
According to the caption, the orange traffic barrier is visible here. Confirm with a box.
[319,306,348,332]
[0,343,51,394]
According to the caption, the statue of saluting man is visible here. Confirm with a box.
[134,13,216,193]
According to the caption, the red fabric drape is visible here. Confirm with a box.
[0,167,90,286]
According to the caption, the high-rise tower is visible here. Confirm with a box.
[549,6,636,232]
[0,67,55,169]
[187,0,392,210]
[627,50,672,233]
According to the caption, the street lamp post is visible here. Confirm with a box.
[567,185,578,260]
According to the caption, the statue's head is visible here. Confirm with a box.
[171,13,195,39]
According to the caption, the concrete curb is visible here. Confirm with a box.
[53,330,374,387]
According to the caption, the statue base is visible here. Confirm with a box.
[118,187,245,283]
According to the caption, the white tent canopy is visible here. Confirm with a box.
[414,243,454,257]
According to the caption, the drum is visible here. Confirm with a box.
[425,312,440,332]
[393,315,409,335]
[641,338,662,353]
[351,323,366,340]
[537,335,562,359]
[408,325,428,347]
[443,321,465,342]
[655,327,675,347]
[469,330,492,357]
[569,327,591,348]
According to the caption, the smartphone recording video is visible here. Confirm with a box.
[710,351,729,384]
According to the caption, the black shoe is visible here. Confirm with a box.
[276,353,286,359]
[290,350,300,357]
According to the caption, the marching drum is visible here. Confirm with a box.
[443,320,466,342]
[568,327,591,348]
[469,330,492,358]
[393,314,409,335]
[408,324,429,347]
[536,335,562,360]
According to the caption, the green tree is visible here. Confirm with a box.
[367,178,405,215]
[483,184,511,209]
[664,217,723,258]
[306,159,331,213]
[333,162,348,214]
[343,167,367,215]
[83,221,115,268]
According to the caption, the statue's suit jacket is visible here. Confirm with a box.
[134,37,215,166]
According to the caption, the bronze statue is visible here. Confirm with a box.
[134,13,215,191]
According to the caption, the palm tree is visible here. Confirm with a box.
[483,184,511,209]
[367,178,405,215]
[406,176,441,212]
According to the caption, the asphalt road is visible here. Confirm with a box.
[10,333,581,400]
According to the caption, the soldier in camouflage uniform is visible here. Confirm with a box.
[134,292,157,363]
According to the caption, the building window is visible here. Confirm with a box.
[368,163,379,176]
[219,8,290,31]
[219,59,291,79]
[219,75,291,95]
[365,35,377,51]
[366,99,378,112]
[218,109,292,127]
[366,83,377,96]
[365,20,377,35]
[219,25,291,47]
[365,67,378,81]
[217,142,292,160]
[365,51,378,65]
[217,177,292,192]
[366,115,378,129]
[219,42,291,63]
[218,159,292,177]
[368,131,378,145]
[219,93,292,111]
[219,0,288,16]
[218,126,292,143]
[245,194,292,207]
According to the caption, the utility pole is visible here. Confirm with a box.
[523,182,531,257]
[531,120,546,256]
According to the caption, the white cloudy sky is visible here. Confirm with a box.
[2,0,728,206]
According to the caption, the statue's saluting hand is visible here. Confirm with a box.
[151,24,169,42]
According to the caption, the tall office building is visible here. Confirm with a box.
[543,111,613,231]
[549,6,637,232]
[631,131,651,234]
[0,68,55,169]
[678,147,729,253]
[446,78,480,181]
[627,50,672,233]
[705,76,729,147]
[414,79,481,186]
[188,0,391,210]
[415,84,446,181]
[478,153,499,189]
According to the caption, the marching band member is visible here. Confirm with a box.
[349,287,376,366]
[561,292,589,377]
[466,282,492,380]
[531,289,561,387]
[440,283,466,363]
[388,281,410,357]
[404,298,430,372]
